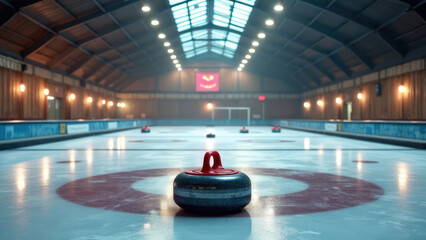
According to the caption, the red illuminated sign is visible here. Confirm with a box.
[258,96,266,101]
[196,72,219,92]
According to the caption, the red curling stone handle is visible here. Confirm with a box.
[185,151,239,175]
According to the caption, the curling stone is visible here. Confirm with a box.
[240,126,249,133]
[141,125,150,133]
[173,151,251,214]
[206,133,215,138]
[272,125,281,133]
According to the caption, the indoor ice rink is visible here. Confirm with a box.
[0,0,425,239]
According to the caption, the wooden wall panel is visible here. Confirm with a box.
[220,69,238,91]
[158,72,179,91]
[180,69,195,92]
[121,78,156,92]
[0,67,46,120]
[239,72,260,91]
[302,69,426,120]
[118,98,302,120]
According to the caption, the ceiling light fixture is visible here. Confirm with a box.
[151,19,159,26]
[274,3,284,12]
[239,64,245,68]
[252,41,259,47]
[258,33,266,39]
[237,67,242,71]
[168,49,174,53]
[249,48,255,53]
[173,59,178,64]
[141,5,151,12]
[164,42,171,47]
[265,19,274,26]
[170,55,176,59]
[245,55,251,59]
[242,59,248,64]
[158,33,166,39]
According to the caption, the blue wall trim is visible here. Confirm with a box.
[1,119,424,142]
[0,120,152,141]
[280,120,426,141]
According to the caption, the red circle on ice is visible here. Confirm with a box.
[57,168,383,217]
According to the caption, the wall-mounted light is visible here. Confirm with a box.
[317,100,324,106]
[108,101,114,107]
[303,101,311,109]
[335,97,342,104]
[47,96,55,100]
[101,99,106,105]
[19,83,25,93]
[69,93,76,101]
[398,85,405,93]
[357,92,363,100]
[43,88,49,95]
[87,97,93,103]
[206,103,214,110]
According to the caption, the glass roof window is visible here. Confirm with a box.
[169,0,256,59]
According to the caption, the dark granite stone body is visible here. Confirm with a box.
[173,172,251,214]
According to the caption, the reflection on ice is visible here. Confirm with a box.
[397,162,408,194]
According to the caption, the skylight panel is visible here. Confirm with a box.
[225,41,238,50]
[168,0,256,59]
[169,0,186,6]
[211,29,227,39]
[194,41,207,48]
[193,30,208,39]
[196,47,208,55]
[236,0,256,6]
[180,33,192,42]
[227,32,241,42]
[229,25,244,32]
[212,40,225,48]
[211,47,224,55]
[223,52,234,58]
[185,51,196,58]
[182,42,194,52]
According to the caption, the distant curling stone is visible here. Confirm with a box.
[173,151,251,214]
[206,133,215,138]
[240,126,249,133]
[272,125,281,133]
[141,125,150,133]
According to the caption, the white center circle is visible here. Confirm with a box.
[131,175,308,196]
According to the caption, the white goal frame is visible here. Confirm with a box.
[211,107,250,126]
